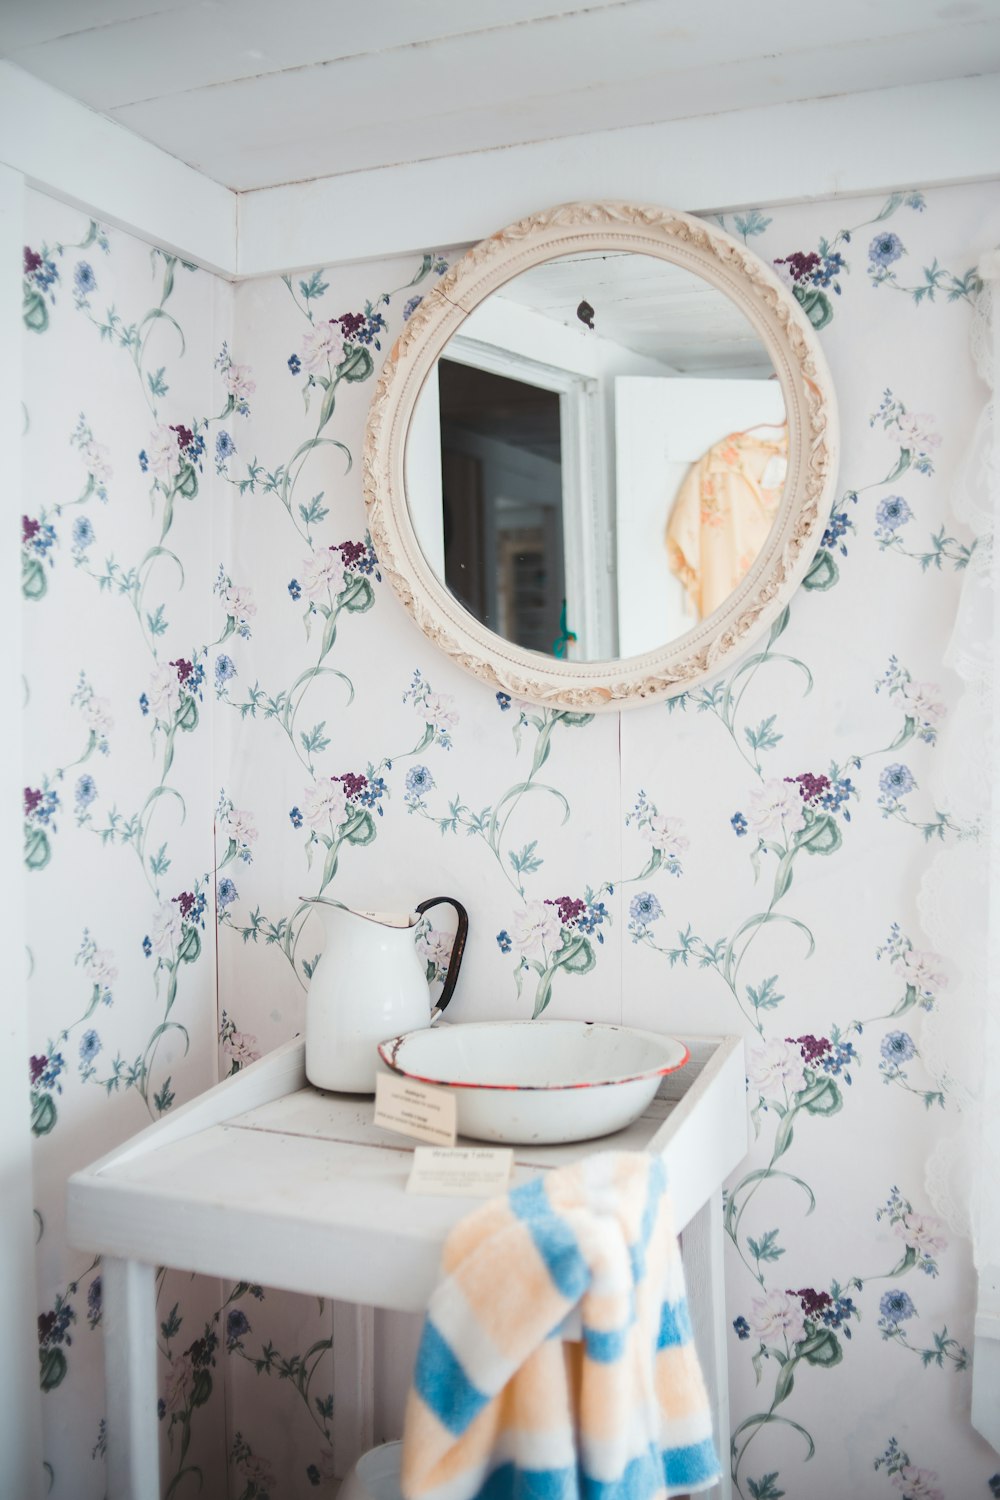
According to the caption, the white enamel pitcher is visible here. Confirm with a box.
[301,896,468,1093]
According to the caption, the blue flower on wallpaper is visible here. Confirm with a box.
[215,655,237,694]
[74,262,96,294]
[496,692,512,711]
[879,1289,916,1327]
[733,1316,750,1340]
[287,579,301,601]
[74,774,97,810]
[875,495,913,532]
[287,353,301,375]
[403,295,423,320]
[87,1276,102,1329]
[881,1031,916,1064]
[30,1051,66,1093]
[870,232,905,267]
[731,812,748,836]
[142,936,152,958]
[289,806,303,829]
[629,892,662,925]
[138,449,149,472]
[72,516,95,550]
[405,765,434,799]
[496,930,512,954]
[215,431,235,462]
[218,877,238,909]
[79,1030,101,1064]
[226,1308,251,1348]
[879,763,916,814]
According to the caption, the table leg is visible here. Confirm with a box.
[681,1193,732,1500]
[102,1257,160,1499]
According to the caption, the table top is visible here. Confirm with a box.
[68,1033,746,1312]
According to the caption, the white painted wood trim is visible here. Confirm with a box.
[0,161,45,1500]
[681,1193,731,1500]
[972,1263,1000,1454]
[332,1304,376,1478]
[236,74,1000,276]
[102,1257,160,1500]
[0,62,238,276]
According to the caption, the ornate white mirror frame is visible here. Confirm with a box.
[363,201,839,710]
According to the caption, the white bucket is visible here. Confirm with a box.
[338,1441,403,1500]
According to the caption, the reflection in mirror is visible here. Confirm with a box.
[406,251,787,663]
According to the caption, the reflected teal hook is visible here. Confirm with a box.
[552,599,577,659]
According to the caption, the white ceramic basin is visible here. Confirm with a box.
[376,1020,689,1145]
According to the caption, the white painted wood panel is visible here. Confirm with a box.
[1,0,639,109]
[107,13,1000,189]
[236,74,1000,275]
[0,63,238,274]
[0,0,193,55]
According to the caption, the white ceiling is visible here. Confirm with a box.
[3,0,1000,193]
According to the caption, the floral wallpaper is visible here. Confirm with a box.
[21,179,1000,1498]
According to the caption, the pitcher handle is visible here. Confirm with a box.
[415,896,469,1017]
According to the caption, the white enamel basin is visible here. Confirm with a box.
[376,1020,689,1145]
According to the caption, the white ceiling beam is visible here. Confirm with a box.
[0,62,238,275]
[237,74,1000,277]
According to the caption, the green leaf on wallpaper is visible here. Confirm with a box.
[341,577,374,613]
[299,493,329,527]
[509,841,543,877]
[22,555,47,600]
[768,605,790,644]
[800,1077,842,1117]
[746,975,784,1013]
[24,826,51,871]
[30,1092,57,1137]
[344,811,376,847]
[161,1303,182,1342]
[802,549,838,591]
[747,1474,785,1500]
[176,462,198,500]
[150,843,171,878]
[747,1228,785,1265]
[341,345,374,384]
[318,378,339,431]
[138,305,185,356]
[23,288,48,333]
[745,715,783,753]
[800,1329,842,1368]
[147,366,169,398]
[555,935,595,976]
[792,283,833,329]
[176,696,199,733]
[177,926,201,964]
[797,814,841,856]
[146,604,169,637]
[299,270,330,302]
[38,1348,67,1393]
[154,1077,175,1114]
[559,711,595,727]
[301,722,331,757]
[191,1369,212,1408]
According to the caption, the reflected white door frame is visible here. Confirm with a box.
[445,335,615,660]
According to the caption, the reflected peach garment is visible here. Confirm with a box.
[666,428,788,619]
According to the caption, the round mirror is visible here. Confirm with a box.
[365,203,837,709]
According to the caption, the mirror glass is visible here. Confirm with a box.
[405,251,787,663]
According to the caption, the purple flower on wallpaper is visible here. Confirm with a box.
[870,232,905,267]
[881,1030,916,1064]
[876,495,913,532]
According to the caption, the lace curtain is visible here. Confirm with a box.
[919,251,1000,1301]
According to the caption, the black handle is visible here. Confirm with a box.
[415,896,469,1014]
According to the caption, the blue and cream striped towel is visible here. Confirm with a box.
[401,1151,721,1500]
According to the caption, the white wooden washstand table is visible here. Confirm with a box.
[67,1033,747,1500]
